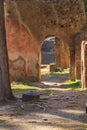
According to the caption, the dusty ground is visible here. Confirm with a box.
[0,68,87,130]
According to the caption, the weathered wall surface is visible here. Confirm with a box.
[5,18,40,81]
[4,0,86,81]
[81,41,87,88]
[54,37,70,69]
[61,41,70,68]
[12,0,86,43]
[74,32,83,80]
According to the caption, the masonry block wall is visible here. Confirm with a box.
[4,0,86,82]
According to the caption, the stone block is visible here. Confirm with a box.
[50,63,56,72]
[22,91,40,102]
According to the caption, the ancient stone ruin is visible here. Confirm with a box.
[4,0,87,88]
[54,37,70,69]
[5,18,40,81]
[81,41,87,88]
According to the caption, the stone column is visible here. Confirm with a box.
[81,41,87,88]
[54,37,61,68]
[54,37,70,69]
[69,41,76,80]
[61,41,70,69]
[36,51,41,82]
[75,43,81,80]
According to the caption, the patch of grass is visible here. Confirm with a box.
[65,80,81,90]
[11,84,40,94]
[50,68,69,75]
[42,69,69,78]
[83,126,87,130]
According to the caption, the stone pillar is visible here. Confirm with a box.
[75,43,81,80]
[81,41,87,88]
[69,42,76,80]
[36,51,41,82]
[54,37,61,68]
[54,37,70,69]
[61,41,70,68]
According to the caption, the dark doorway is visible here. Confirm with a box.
[41,36,55,64]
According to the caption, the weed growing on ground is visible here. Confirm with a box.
[11,83,40,94]
[65,80,81,90]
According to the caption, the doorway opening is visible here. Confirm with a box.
[41,36,56,75]
[40,36,70,77]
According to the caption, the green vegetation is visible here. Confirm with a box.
[11,83,53,96]
[11,83,40,94]
[83,126,87,130]
[11,68,81,95]
[65,80,81,90]
[51,69,69,75]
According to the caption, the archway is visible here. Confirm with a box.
[41,36,55,75]
[39,35,70,81]
[5,0,86,82]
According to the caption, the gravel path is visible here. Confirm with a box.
[0,73,87,130]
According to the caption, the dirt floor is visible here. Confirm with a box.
[0,70,87,130]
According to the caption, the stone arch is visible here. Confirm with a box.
[39,35,70,78]
[4,0,86,81]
